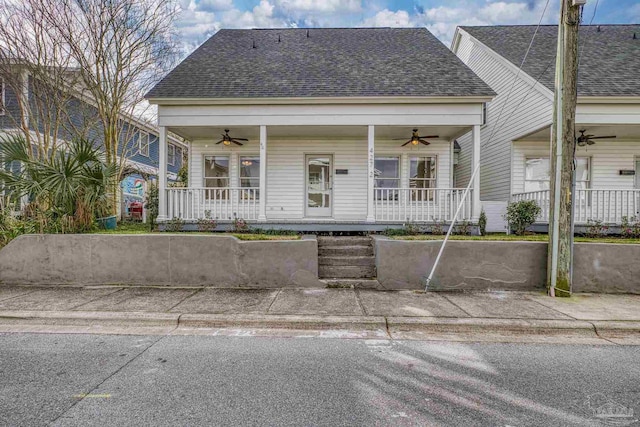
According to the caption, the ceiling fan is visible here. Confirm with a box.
[577,129,616,147]
[394,129,439,147]
[216,129,249,146]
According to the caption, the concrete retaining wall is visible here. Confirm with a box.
[374,237,640,294]
[0,234,321,288]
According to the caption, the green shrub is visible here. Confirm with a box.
[621,216,640,239]
[232,216,250,233]
[478,210,487,236]
[454,220,472,236]
[145,182,159,231]
[505,200,541,235]
[585,219,608,238]
[165,217,185,232]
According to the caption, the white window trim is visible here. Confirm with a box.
[524,156,590,192]
[203,154,230,188]
[167,144,176,166]
[238,154,260,188]
[138,130,150,157]
[409,155,438,188]
[374,156,401,189]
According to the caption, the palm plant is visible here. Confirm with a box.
[0,135,117,232]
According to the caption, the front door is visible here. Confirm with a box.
[306,155,333,217]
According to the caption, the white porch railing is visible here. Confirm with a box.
[512,189,640,224]
[374,188,473,222]
[166,187,260,221]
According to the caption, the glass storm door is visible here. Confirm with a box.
[306,155,333,217]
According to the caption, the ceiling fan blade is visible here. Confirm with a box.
[588,136,617,139]
[401,140,412,147]
[233,138,249,141]
[419,135,439,139]
[231,140,244,146]
[419,139,431,146]
[215,139,225,144]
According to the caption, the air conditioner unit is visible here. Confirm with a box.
[573,0,587,6]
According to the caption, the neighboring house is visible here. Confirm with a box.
[0,65,187,216]
[452,24,640,231]
[146,28,494,230]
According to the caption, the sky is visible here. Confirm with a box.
[174,0,640,53]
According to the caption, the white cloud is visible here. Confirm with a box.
[275,0,361,13]
[197,0,234,12]
[220,0,283,28]
[360,9,412,27]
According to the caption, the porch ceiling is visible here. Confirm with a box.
[515,124,640,142]
[170,125,472,142]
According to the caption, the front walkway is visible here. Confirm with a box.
[0,285,638,344]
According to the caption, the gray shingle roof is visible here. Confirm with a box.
[461,25,640,97]
[146,28,495,99]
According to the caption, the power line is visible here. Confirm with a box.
[424,0,553,291]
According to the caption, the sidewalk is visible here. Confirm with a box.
[0,284,638,344]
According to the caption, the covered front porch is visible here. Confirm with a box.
[156,101,485,229]
[511,123,640,226]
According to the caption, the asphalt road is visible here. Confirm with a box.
[0,333,638,427]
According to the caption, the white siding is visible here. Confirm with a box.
[454,30,554,201]
[189,136,451,221]
[512,140,640,194]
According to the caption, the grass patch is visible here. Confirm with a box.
[93,221,151,234]
[391,234,640,244]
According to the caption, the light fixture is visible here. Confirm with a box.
[242,160,253,166]
[411,139,419,146]
[223,140,231,146]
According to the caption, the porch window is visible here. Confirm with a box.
[204,155,229,199]
[524,158,550,192]
[239,156,260,200]
[138,131,150,157]
[525,157,590,192]
[374,157,399,201]
[168,144,176,166]
[410,156,437,201]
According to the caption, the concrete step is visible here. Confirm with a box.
[319,265,376,279]
[317,236,372,247]
[318,245,374,257]
[321,278,383,289]
[319,256,375,266]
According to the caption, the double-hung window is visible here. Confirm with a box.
[410,156,437,201]
[239,156,260,200]
[138,131,150,157]
[168,144,176,166]
[524,157,590,192]
[374,157,399,200]
[204,155,229,199]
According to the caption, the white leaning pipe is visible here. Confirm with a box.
[424,162,480,291]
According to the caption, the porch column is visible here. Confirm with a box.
[157,126,167,221]
[259,125,267,221]
[472,124,481,221]
[366,125,375,222]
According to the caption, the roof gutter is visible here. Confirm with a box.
[146,95,495,106]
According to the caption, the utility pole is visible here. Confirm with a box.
[548,0,583,297]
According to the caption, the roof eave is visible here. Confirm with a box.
[147,95,495,106]
[577,96,640,104]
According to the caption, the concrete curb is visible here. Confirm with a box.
[0,310,638,340]
[387,317,600,337]
[178,314,387,331]
[0,311,180,327]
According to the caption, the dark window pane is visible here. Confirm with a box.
[204,156,229,181]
